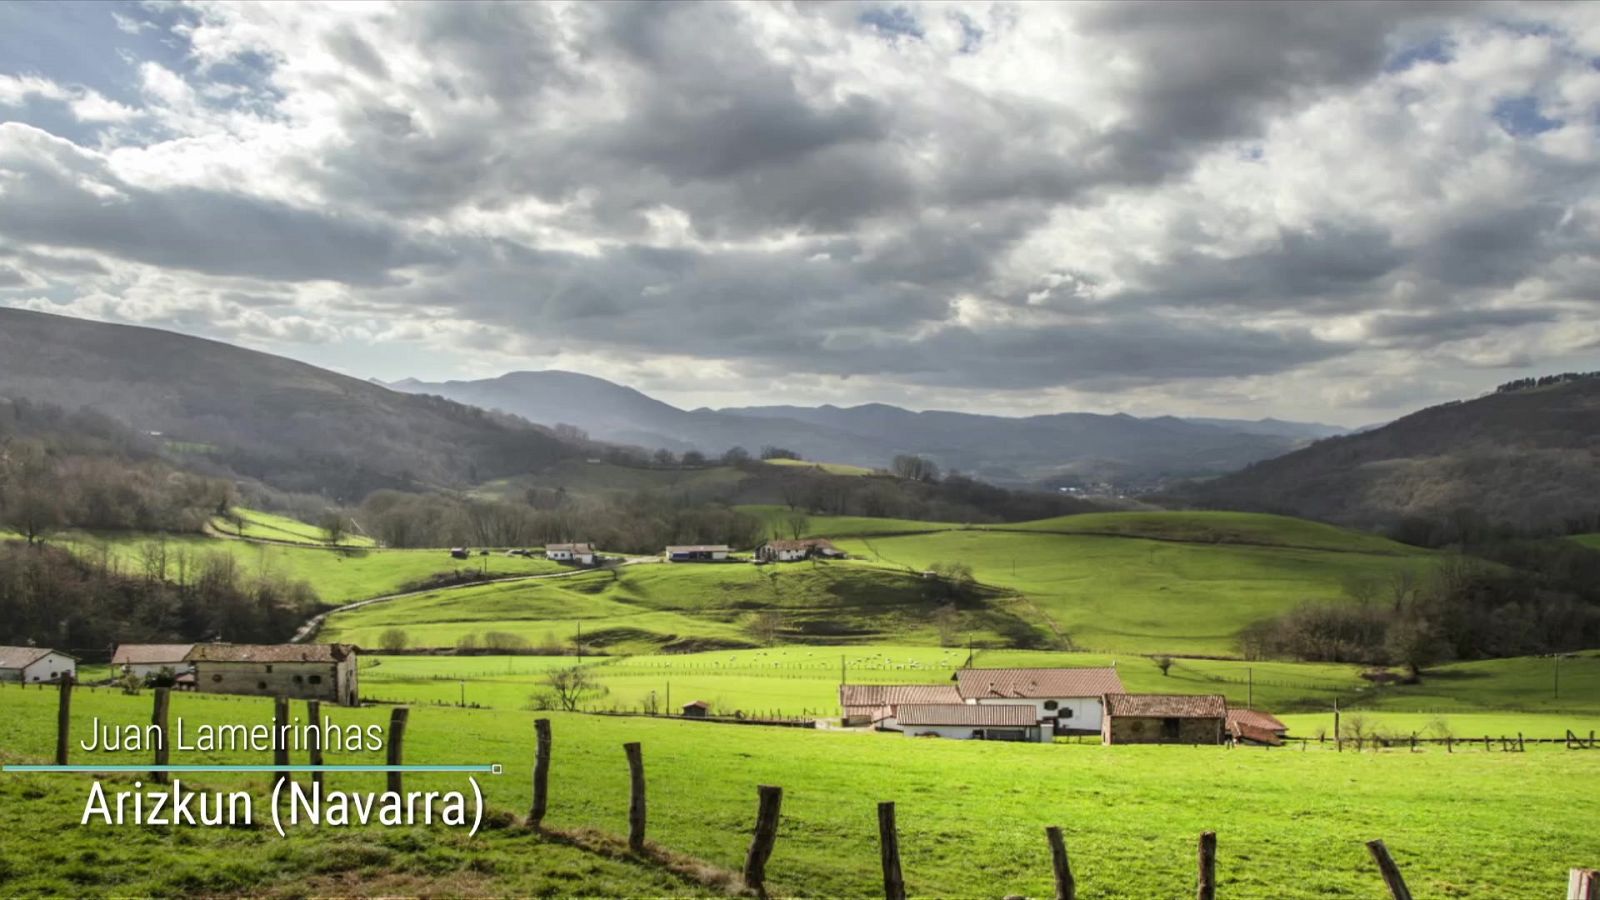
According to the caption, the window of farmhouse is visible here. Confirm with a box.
[211,674,223,683]
[308,675,322,684]
[257,681,267,690]
[1043,700,1059,711]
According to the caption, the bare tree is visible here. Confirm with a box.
[540,665,604,712]
[785,511,810,540]
[320,511,348,546]
[933,603,961,647]
[747,610,784,646]
[379,627,409,652]
[1152,654,1174,677]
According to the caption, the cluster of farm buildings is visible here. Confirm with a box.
[517,539,843,565]
[841,666,1287,746]
[0,642,360,706]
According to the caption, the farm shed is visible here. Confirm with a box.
[1226,708,1289,746]
[187,643,360,706]
[0,646,77,684]
[545,542,596,565]
[839,683,962,725]
[665,544,731,562]
[954,666,1126,737]
[112,643,196,679]
[681,700,710,718]
[756,538,843,563]
[1101,693,1227,745]
[893,704,1041,741]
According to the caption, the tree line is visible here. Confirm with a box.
[0,541,319,659]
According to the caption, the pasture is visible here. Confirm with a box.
[209,507,376,548]
[1,685,1596,898]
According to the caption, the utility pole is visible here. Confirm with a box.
[840,654,846,686]
[1247,668,1253,709]
[459,680,465,708]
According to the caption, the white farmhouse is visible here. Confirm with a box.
[111,643,196,679]
[0,646,78,684]
[665,545,731,562]
[545,542,597,565]
[954,667,1126,741]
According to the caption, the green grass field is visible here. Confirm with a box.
[31,531,563,605]
[2,685,1596,898]
[761,458,877,476]
[835,529,1433,655]
[1571,533,1600,550]
[210,507,376,548]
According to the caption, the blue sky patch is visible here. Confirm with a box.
[1493,95,1562,137]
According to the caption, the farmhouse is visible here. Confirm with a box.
[112,643,196,679]
[954,666,1126,738]
[544,542,596,565]
[681,700,710,718]
[893,704,1041,741]
[1102,693,1227,745]
[1226,708,1289,746]
[665,544,731,562]
[187,643,360,706]
[839,683,962,726]
[0,646,77,683]
[756,538,843,563]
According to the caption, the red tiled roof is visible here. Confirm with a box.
[896,704,1039,727]
[1231,721,1284,746]
[1104,693,1227,718]
[954,667,1125,700]
[1226,708,1288,733]
[682,700,710,709]
[187,643,355,663]
[840,683,962,711]
[764,539,835,551]
[112,644,196,665]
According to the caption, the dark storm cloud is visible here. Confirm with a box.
[1367,307,1560,344]
[0,124,437,284]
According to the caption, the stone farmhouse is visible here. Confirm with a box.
[755,538,844,563]
[187,643,360,706]
[1102,693,1228,745]
[0,646,77,684]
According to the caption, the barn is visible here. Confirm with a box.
[1226,708,1289,746]
[545,542,597,565]
[1101,693,1227,745]
[0,646,77,684]
[187,643,360,706]
[112,643,196,679]
[681,700,711,718]
[893,704,1041,741]
[665,544,731,562]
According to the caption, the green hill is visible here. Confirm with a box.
[210,507,376,548]
[319,562,1043,652]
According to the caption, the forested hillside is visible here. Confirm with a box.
[1182,377,1600,539]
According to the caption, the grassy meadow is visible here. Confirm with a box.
[210,507,377,548]
[2,684,1596,899]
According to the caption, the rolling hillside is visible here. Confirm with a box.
[0,308,582,499]
[321,511,1436,656]
[1183,378,1600,532]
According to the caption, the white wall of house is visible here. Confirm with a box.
[900,724,1041,741]
[9,652,77,683]
[971,696,1105,733]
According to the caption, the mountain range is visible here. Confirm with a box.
[387,371,1345,487]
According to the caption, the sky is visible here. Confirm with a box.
[0,1,1597,425]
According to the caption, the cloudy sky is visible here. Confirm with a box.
[1,1,1597,424]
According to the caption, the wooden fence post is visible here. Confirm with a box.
[1197,831,1217,900]
[55,674,73,766]
[1366,839,1413,900]
[1569,868,1599,899]
[742,785,784,897]
[624,742,646,852]
[306,700,324,791]
[273,696,291,789]
[878,801,906,900]
[530,718,551,828]
[152,688,171,784]
[387,707,409,794]
[1046,825,1075,900]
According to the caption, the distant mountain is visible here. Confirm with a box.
[0,309,578,499]
[1181,378,1600,531]
[390,371,1342,486]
